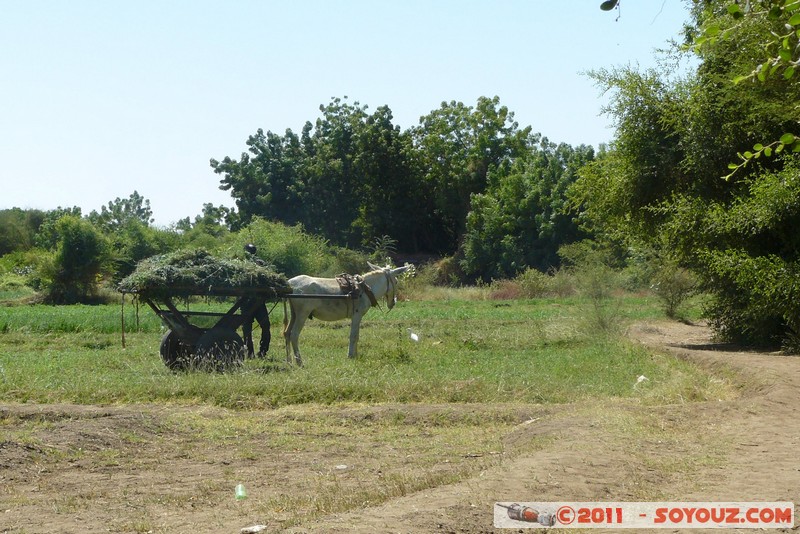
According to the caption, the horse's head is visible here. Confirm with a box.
[367,262,413,310]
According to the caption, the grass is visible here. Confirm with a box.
[0,290,746,531]
[0,292,730,408]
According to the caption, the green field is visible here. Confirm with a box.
[0,293,726,409]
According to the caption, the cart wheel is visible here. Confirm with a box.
[194,328,245,372]
[160,330,192,371]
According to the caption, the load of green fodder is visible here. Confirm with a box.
[118,248,292,299]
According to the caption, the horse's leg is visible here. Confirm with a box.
[288,310,307,366]
[283,302,297,365]
[348,310,363,358]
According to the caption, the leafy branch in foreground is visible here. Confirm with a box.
[692,0,800,178]
[724,133,800,180]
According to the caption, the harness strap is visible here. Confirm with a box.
[361,282,379,307]
[384,270,396,310]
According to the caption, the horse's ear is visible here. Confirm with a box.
[392,264,412,275]
[367,261,381,271]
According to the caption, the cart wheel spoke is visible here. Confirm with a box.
[194,329,244,372]
[160,330,192,371]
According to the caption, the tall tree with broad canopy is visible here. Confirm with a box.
[212,97,420,250]
[411,96,533,252]
[211,126,307,230]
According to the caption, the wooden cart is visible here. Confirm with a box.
[124,286,290,371]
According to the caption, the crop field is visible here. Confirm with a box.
[0,293,745,533]
[0,295,717,408]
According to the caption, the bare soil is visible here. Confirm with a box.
[2,320,798,533]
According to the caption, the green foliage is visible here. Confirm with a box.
[701,249,800,347]
[486,268,577,300]
[689,0,800,178]
[462,140,593,280]
[516,268,559,298]
[668,160,800,346]
[570,0,800,347]
[33,206,83,250]
[0,248,55,292]
[213,98,421,251]
[558,240,625,334]
[110,221,180,282]
[572,68,687,242]
[0,208,45,255]
[231,217,367,277]
[213,95,536,257]
[88,190,154,232]
[411,96,533,252]
[46,215,110,304]
[650,259,697,319]
[368,235,398,266]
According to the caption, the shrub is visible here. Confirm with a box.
[651,260,697,318]
[329,246,369,276]
[46,216,110,304]
[701,249,800,349]
[431,255,467,286]
[546,267,578,297]
[516,268,551,298]
[488,279,523,300]
[233,218,332,277]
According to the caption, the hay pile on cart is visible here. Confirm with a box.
[118,248,290,298]
[119,249,292,371]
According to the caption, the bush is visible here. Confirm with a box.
[329,246,370,276]
[516,268,552,298]
[431,255,467,286]
[231,218,330,277]
[230,218,369,277]
[546,267,578,298]
[0,249,55,292]
[46,215,110,304]
[651,260,697,318]
[488,279,523,300]
[701,249,800,349]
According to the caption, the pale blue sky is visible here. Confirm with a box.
[1,1,691,227]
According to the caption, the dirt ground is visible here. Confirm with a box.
[2,320,798,533]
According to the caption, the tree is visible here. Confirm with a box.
[110,220,180,282]
[301,97,371,246]
[350,106,422,251]
[47,215,110,303]
[572,0,800,347]
[213,96,540,256]
[412,96,533,252]
[0,208,45,256]
[89,191,154,232]
[213,97,422,250]
[34,207,83,250]
[463,140,593,280]
[212,127,306,230]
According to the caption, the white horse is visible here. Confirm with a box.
[283,262,412,365]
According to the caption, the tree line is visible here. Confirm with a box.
[1,95,593,304]
[210,95,593,273]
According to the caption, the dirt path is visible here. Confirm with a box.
[1,320,798,533]
[289,321,800,533]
